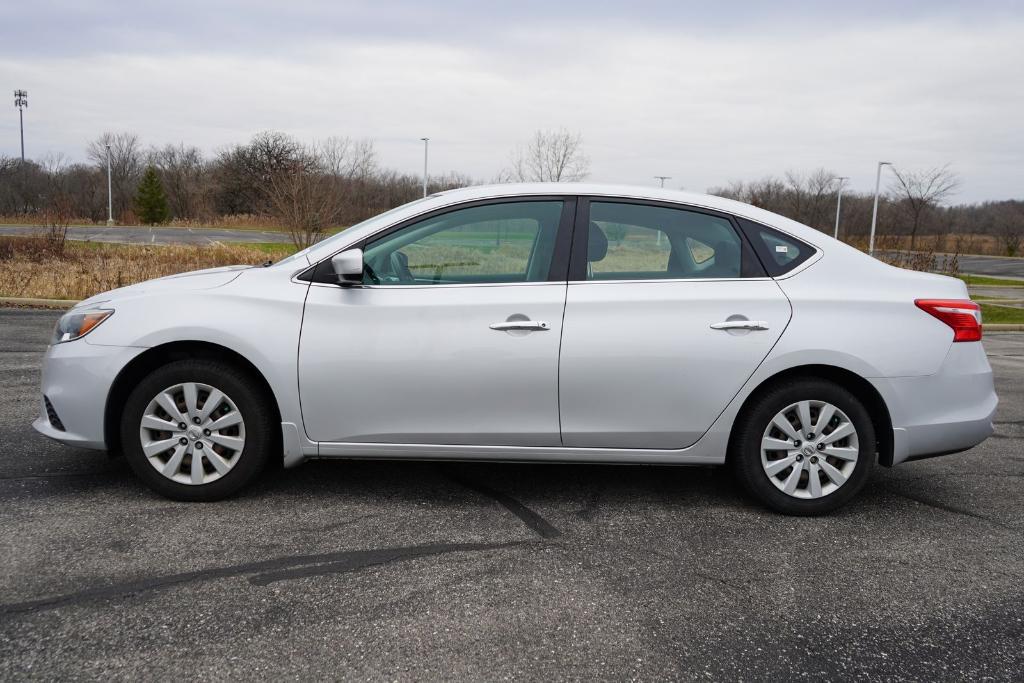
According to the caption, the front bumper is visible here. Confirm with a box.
[33,340,146,451]
[872,341,997,465]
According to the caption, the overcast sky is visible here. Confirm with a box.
[1,0,1021,202]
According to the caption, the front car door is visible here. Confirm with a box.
[298,198,575,446]
[558,198,792,449]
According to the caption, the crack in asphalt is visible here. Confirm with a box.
[444,471,562,539]
[893,491,1019,533]
[248,541,525,586]
[0,469,119,481]
[0,541,526,615]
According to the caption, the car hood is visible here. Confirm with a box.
[74,265,251,309]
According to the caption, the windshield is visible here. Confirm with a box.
[273,197,436,267]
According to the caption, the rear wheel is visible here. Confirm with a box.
[731,378,875,515]
[120,359,274,501]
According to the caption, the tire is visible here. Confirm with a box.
[120,359,275,501]
[730,378,875,515]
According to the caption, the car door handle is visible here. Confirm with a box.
[710,320,769,331]
[489,320,551,331]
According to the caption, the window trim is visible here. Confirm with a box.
[567,196,768,283]
[300,196,577,287]
[734,216,819,278]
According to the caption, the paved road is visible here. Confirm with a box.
[1,308,1022,680]
[956,254,1024,279]
[0,225,290,246]
[877,250,1024,279]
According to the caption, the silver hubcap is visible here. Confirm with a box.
[139,382,246,485]
[760,400,859,500]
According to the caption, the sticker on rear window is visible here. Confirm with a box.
[776,245,788,253]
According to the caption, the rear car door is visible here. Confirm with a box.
[558,198,792,449]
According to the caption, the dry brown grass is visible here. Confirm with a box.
[845,233,1010,256]
[0,213,326,232]
[0,237,273,300]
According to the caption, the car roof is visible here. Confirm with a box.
[429,183,824,245]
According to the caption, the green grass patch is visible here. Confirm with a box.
[956,274,1024,287]
[980,303,1024,324]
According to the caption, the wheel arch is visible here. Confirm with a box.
[104,340,283,456]
[727,364,895,467]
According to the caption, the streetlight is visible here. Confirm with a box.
[869,161,893,256]
[830,176,849,240]
[420,137,429,198]
[105,143,114,226]
[13,90,27,162]
[654,175,671,188]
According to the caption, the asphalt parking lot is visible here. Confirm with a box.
[0,225,290,246]
[1,308,1022,681]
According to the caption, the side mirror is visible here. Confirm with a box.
[331,248,364,285]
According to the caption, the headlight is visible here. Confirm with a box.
[52,308,114,344]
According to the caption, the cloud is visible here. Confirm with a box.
[1,2,1021,201]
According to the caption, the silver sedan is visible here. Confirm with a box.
[34,184,996,514]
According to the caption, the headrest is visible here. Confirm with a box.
[714,238,739,258]
[588,221,608,262]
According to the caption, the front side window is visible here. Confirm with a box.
[361,201,564,285]
[583,201,757,280]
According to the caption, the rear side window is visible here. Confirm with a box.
[579,201,763,281]
[738,218,816,276]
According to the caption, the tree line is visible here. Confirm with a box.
[1,129,1020,254]
[712,167,1022,256]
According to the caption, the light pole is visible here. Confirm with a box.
[420,137,429,198]
[105,143,114,226]
[654,175,671,188]
[868,161,892,255]
[831,176,849,240]
[14,90,27,162]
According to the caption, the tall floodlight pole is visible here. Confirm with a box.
[831,176,849,240]
[106,143,114,226]
[420,137,429,198]
[868,161,892,256]
[14,90,28,161]
[654,175,671,188]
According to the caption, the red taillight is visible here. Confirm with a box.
[914,299,982,342]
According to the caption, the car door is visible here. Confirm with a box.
[298,198,575,446]
[558,198,792,449]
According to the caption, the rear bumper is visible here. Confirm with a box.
[32,340,145,451]
[872,341,997,465]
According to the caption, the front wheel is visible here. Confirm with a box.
[120,359,274,501]
[730,378,875,515]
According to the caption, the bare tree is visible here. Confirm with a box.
[213,131,305,215]
[783,169,837,228]
[500,129,589,182]
[149,143,208,220]
[316,137,377,180]
[87,132,144,221]
[889,165,960,250]
[991,201,1024,256]
[261,147,346,249]
[40,192,72,254]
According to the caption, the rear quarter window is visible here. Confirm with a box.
[738,217,817,276]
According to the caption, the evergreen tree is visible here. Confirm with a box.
[134,166,170,225]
